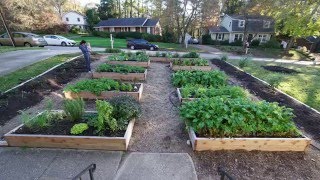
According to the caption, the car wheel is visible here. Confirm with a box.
[150,47,155,51]
[24,42,32,47]
[130,45,135,50]
[61,42,67,46]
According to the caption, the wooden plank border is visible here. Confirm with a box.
[176,88,196,103]
[170,62,212,71]
[188,128,311,152]
[64,83,144,102]
[4,112,135,151]
[92,69,147,81]
[107,60,150,68]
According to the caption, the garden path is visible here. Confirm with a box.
[129,62,190,152]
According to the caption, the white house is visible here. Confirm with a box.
[62,11,88,29]
[209,14,275,43]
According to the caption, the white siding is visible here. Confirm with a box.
[130,27,136,32]
[62,12,88,27]
[221,16,232,32]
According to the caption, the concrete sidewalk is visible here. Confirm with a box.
[0,148,198,180]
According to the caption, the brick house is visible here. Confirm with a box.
[94,18,161,35]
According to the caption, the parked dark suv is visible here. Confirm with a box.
[127,39,159,51]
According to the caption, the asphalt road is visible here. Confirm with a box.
[0,46,104,76]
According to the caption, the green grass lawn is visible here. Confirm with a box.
[72,36,200,52]
[227,59,320,111]
[0,53,80,92]
[215,45,312,61]
[0,46,44,54]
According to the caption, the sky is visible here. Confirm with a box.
[79,0,100,6]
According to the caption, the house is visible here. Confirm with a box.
[296,36,320,53]
[62,11,88,30]
[94,18,161,35]
[209,14,275,43]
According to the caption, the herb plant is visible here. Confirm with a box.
[109,96,141,130]
[180,97,300,138]
[221,54,228,61]
[239,57,251,68]
[63,98,85,121]
[93,100,117,135]
[64,78,135,95]
[172,58,209,66]
[107,52,149,62]
[70,123,89,135]
[96,64,145,74]
[182,52,200,58]
[180,85,248,99]
[172,70,228,87]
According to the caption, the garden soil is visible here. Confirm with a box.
[1,57,320,179]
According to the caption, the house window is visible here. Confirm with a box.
[66,17,69,21]
[239,20,245,27]
[217,34,223,40]
[234,34,243,41]
[258,34,268,42]
[263,20,270,28]
[229,22,231,27]
[77,18,80,22]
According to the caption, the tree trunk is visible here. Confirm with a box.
[285,36,294,55]
[130,0,133,18]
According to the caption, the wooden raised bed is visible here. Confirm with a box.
[170,62,212,71]
[188,128,311,152]
[64,83,143,101]
[93,69,147,81]
[149,57,170,63]
[4,115,135,151]
[177,88,196,103]
[107,60,150,68]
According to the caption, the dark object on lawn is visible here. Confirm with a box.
[211,59,320,145]
[218,167,234,180]
[262,66,299,74]
[72,163,96,180]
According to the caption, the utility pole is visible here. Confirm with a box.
[0,7,16,47]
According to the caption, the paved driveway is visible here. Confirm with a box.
[0,46,104,76]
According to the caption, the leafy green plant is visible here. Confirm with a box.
[92,100,117,135]
[96,64,145,73]
[180,97,300,138]
[105,48,122,53]
[220,54,229,61]
[64,78,134,95]
[109,96,141,130]
[180,85,249,99]
[107,52,149,62]
[155,52,160,57]
[21,100,64,131]
[182,52,200,58]
[172,58,209,66]
[70,123,89,135]
[63,98,85,121]
[161,52,167,57]
[239,57,251,68]
[267,75,282,88]
[172,53,180,58]
[172,70,228,87]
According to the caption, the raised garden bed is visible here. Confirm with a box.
[93,70,147,81]
[93,64,147,81]
[107,60,150,68]
[5,115,135,151]
[170,62,212,71]
[149,57,170,63]
[64,78,143,101]
[188,128,310,151]
[211,59,320,145]
[177,88,195,103]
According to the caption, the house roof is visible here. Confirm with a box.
[62,11,86,17]
[228,14,273,20]
[95,18,159,27]
[209,26,229,33]
[143,19,159,27]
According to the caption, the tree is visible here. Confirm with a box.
[86,8,100,31]
[50,0,67,18]
[222,0,245,14]
[252,0,320,53]
[98,0,117,20]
